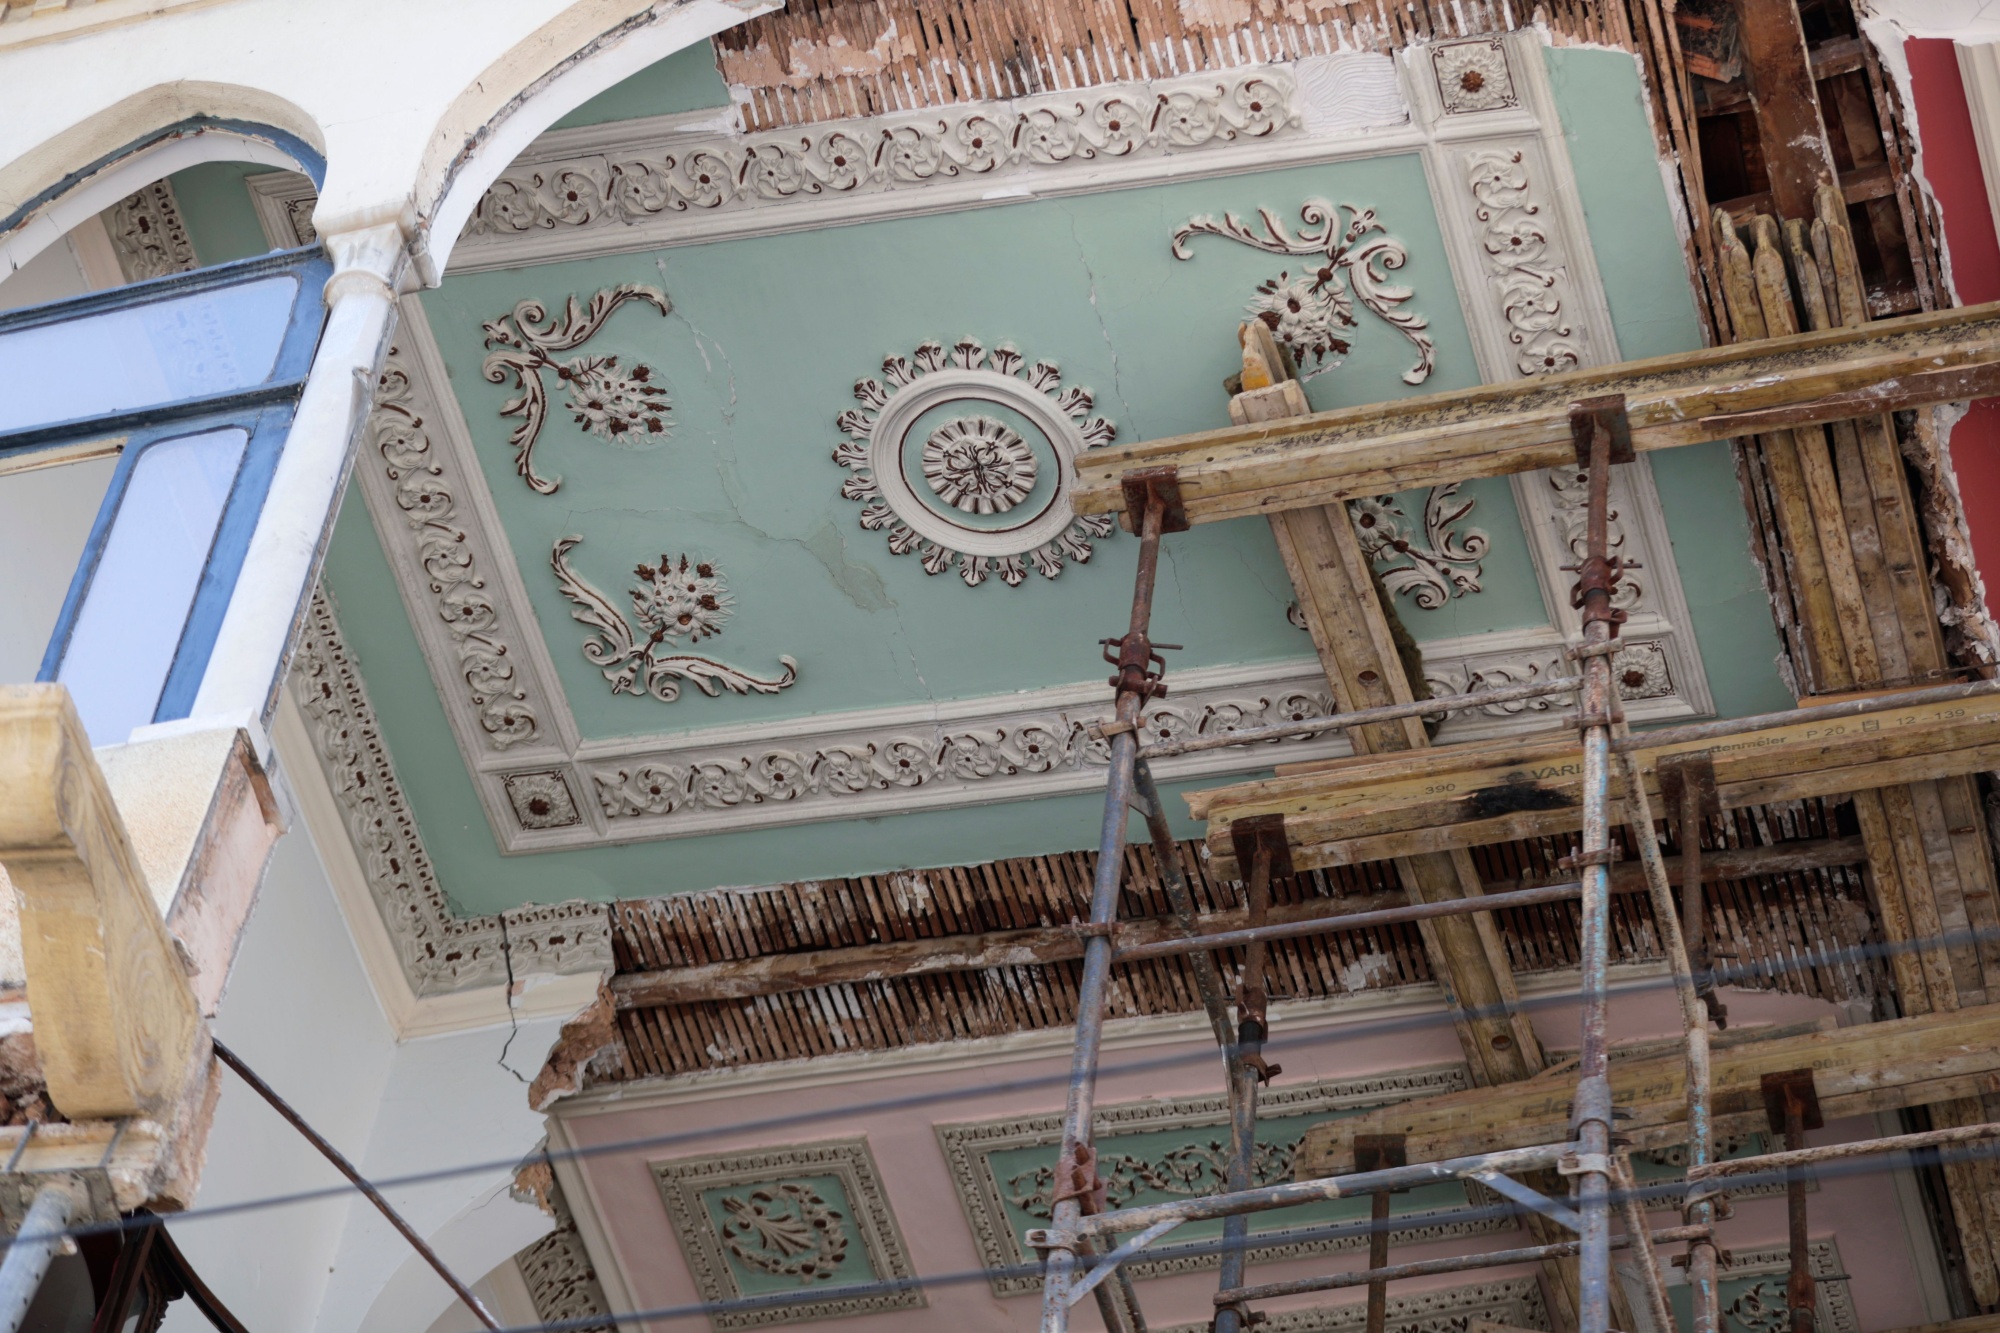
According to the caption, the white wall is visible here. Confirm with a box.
[158,815,566,1333]
[160,826,398,1333]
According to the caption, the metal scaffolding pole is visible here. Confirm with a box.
[1615,741,1721,1333]
[1041,403,1639,1331]
[1567,398,1625,1333]
[1039,475,1176,1333]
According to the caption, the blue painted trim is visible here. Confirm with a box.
[0,381,300,458]
[0,244,326,334]
[0,248,328,457]
[153,402,295,722]
[33,407,283,715]
[0,116,325,243]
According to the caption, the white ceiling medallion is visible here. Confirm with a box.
[833,339,1117,588]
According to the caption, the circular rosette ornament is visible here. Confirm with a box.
[832,338,1118,587]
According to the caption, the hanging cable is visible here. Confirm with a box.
[210,1039,502,1331]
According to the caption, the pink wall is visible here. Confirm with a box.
[1905,38,2000,582]
[556,984,1935,1332]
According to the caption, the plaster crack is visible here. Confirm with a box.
[493,917,528,1085]
[1061,205,1134,429]
[656,257,740,429]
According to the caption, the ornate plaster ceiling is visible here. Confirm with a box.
[278,31,1796,994]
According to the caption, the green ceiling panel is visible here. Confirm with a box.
[416,153,1518,745]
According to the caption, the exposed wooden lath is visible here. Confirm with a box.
[711,0,1640,133]
[603,799,1884,1082]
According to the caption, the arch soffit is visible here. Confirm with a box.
[413,0,771,277]
[0,83,323,280]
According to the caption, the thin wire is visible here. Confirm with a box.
[7,919,1976,1255]
[343,1144,2000,1333]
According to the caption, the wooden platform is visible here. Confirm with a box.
[1294,1005,2000,1179]
[1191,689,2000,880]
[1072,302,2000,527]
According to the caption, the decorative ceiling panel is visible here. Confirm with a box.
[652,1137,922,1329]
[327,33,1763,872]
[936,1069,1493,1296]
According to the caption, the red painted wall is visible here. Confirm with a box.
[1904,37,2000,580]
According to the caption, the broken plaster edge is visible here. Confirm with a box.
[270,687,604,1042]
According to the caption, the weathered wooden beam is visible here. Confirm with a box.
[1192,688,2000,878]
[1735,0,1839,220]
[613,885,1394,1010]
[1070,303,2000,527]
[1294,1005,2000,1177]
[608,837,1867,1010]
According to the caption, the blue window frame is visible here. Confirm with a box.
[0,246,330,743]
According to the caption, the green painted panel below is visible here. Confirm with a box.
[698,1173,876,1294]
[322,490,1243,913]
[551,39,732,129]
[1646,441,1793,721]
[1543,45,1706,361]
[985,1107,1476,1261]
[168,163,280,267]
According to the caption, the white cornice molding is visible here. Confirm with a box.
[448,56,1418,272]
[281,590,613,1003]
[1956,40,2000,252]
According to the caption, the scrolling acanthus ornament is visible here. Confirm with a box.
[834,339,1117,587]
[1351,482,1489,607]
[551,536,798,704]
[1547,465,1643,611]
[1171,200,1437,384]
[468,73,1294,240]
[480,285,673,495]
[1005,1140,1292,1218]
[370,347,539,749]
[590,682,1335,820]
[1466,149,1584,377]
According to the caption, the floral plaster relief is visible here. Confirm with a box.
[551,536,799,704]
[1172,199,1437,384]
[481,285,674,494]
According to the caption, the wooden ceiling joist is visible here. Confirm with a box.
[607,835,1867,1010]
[1070,302,2000,527]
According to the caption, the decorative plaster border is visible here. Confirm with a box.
[937,1067,1501,1296]
[1699,1242,1858,1333]
[285,589,612,997]
[651,1137,923,1329]
[246,170,318,247]
[449,58,1417,272]
[1159,1274,1548,1333]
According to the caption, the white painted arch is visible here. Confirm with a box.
[0,0,771,282]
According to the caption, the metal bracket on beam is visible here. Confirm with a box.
[1229,813,1294,881]
[1568,395,1635,467]
[1761,1069,1824,1134]
[1658,752,1721,821]
[1119,466,1191,536]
